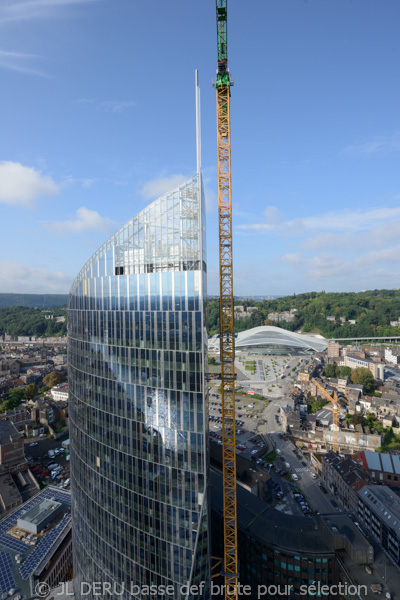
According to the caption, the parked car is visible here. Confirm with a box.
[330,499,337,508]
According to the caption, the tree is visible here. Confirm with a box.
[39,385,49,394]
[24,383,38,400]
[43,371,66,388]
[337,366,351,378]
[5,387,25,410]
[383,427,395,447]
[325,363,337,378]
[350,368,375,393]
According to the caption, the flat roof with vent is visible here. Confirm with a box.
[17,499,62,534]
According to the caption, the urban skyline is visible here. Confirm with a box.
[1,0,399,296]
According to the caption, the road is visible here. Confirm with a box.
[271,431,339,514]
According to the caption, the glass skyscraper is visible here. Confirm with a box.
[68,174,210,599]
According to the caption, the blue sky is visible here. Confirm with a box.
[0,0,399,297]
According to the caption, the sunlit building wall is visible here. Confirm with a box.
[68,174,210,599]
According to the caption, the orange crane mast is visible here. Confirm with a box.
[213,2,238,599]
[311,378,339,452]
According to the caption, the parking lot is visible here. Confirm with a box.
[25,436,70,489]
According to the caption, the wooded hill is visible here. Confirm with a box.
[0,294,68,309]
[0,306,67,338]
[207,290,400,339]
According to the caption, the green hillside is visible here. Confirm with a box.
[0,294,68,310]
[207,290,400,339]
[0,306,67,338]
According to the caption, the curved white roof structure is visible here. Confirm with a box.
[236,326,327,354]
[211,326,327,355]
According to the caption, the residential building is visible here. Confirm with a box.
[357,485,400,568]
[327,340,340,358]
[385,347,400,365]
[267,309,296,323]
[353,450,400,488]
[321,452,372,512]
[343,355,384,380]
[0,420,26,472]
[68,174,210,599]
[51,382,69,402]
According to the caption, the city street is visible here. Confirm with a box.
[271,431,339,515]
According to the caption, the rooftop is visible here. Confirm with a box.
[17,499,62,530]
[0,420,21,445]
[0,487,71,597]
[361,450,400,475]
[359,485,400,531]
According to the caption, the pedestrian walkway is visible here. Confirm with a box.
[294,467,310,473]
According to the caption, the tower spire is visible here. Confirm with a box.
[195,69,201,175]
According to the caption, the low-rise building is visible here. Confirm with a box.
[353,450,400,488]
[343,355,384,380]
[321,451,372,512]
[51,383,69,402]
[357,485,400,568]
[0,487,72,595]
[0,420,26,472]
[385,347,400,365]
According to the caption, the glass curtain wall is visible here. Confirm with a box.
[68,175,209,599]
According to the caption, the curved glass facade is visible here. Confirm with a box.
[68,175,210,599]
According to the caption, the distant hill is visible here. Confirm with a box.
[0,306,67,338]
[0,294,68,309]
[207,289,400,339]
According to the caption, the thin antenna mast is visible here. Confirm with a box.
[195,69,201,175]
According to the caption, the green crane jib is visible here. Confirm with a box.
[216,1,232,88]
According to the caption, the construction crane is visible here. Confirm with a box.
[213,2,238,599]
[311,378,339,453]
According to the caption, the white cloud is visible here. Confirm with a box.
[77,98,135,113]
[48,207,115,234]
[279,253,302,267]
[307,253,349,280]
[0,49,46,76]
[61,175,96,188]
[356,245,400,268]
[0,0,97,24]
[236,205,400,234]
[0,161,58,206]
[140,174,189,200]
[263,205,282,225]
[343,133,400,157]
[0,260,72,293]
